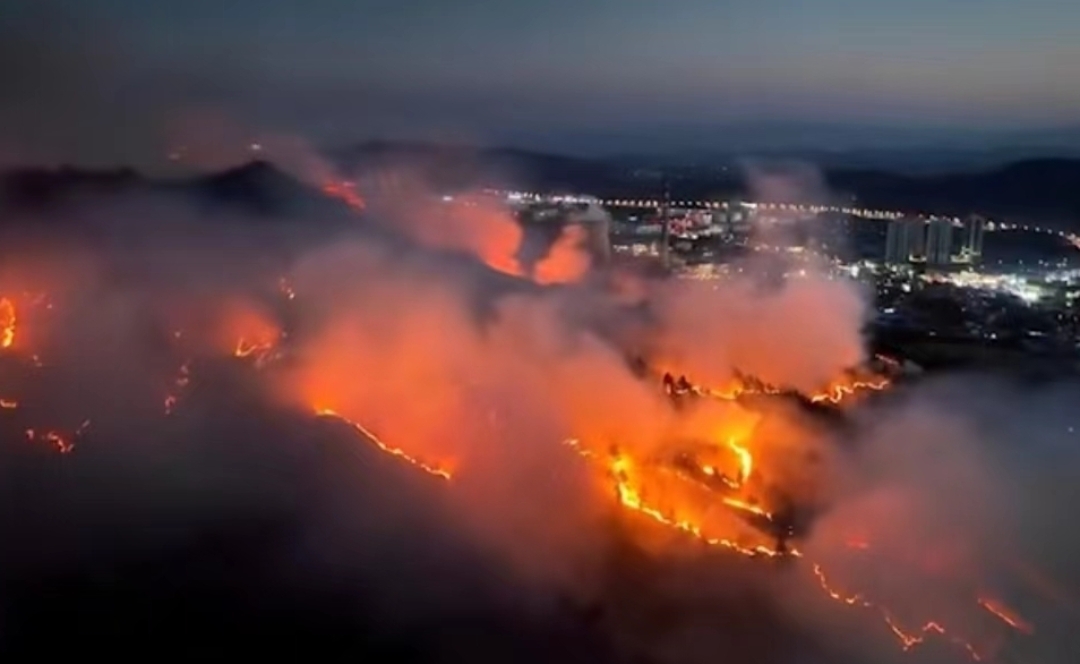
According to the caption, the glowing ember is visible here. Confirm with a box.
[234,336,283,369]
[0,398,17,409]
[322,180,365,211]
[813,563,986,660]
[882,614,950,652]
[25,420,90,455]
[314,408,452,480]
[176,361,191,388]
[0,297,15,348]
[278,277,296,301]
[978,596,1034,634]
[235,337,275,358]
[226,302,285,369]
[164,360,191,415]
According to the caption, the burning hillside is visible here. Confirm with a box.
[0,167,1075,663]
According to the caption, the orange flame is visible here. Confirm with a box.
[314,408,452,480]
[566,440,795,559]
[720,497,773,520]
[726,437,753,485]
[662,367,889,407]
[0,398,17,409]
[809,377,890,404]
[235,337,276,358]
[663,372,781,402]
[235,337,283,369]
[0,297,15,349]
[219,302,283,368]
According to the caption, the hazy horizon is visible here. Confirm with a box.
[4,1,1080,169]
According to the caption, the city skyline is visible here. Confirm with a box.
[884,215,988,267]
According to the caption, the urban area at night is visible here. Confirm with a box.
[504,190,1080,370]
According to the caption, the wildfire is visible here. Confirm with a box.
[0,297,15,348]
[809,377,890,404]
[812,563,987,660]
[663,371,782,401]
[680,435,758,494]
[314,408,452,480]
[25,419,90,455]
[568,421,1030,662]
[224,302,286,370]
[978,596,1034,634]
[567,440,795,559]
[661,367,890,408]
[726,437,753,485]
[720,496,773,520]
[0,268,1044,664]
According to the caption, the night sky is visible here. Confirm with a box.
[2,0,1079,166]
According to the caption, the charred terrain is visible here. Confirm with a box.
[0,162,1078,663]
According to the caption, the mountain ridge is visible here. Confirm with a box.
[3,146,1079,227]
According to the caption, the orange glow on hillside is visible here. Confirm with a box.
[0,297,15,349]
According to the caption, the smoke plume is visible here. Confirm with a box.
[0,156,1076,664]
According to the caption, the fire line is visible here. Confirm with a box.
[314,408,452,480]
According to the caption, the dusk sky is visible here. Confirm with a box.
[3,0,1079,166]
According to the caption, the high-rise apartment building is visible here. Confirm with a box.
[885,218,926,265]
[962,215,986,263]
[925,219,954,266]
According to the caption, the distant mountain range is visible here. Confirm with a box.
[4,142,1080,228]
[335,142,1080,224]
[530,122,1080,171]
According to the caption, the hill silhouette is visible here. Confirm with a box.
[3,147,1080,228]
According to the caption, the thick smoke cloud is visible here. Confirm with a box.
[638,275,867,393]
[0,158,1077,663]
